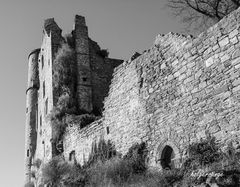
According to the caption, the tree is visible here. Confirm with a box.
[167,0,240,33]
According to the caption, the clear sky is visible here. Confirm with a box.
[0,0,185,186]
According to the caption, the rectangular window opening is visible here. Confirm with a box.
[69,150,76,161]
[42,55,44,69]
[106,126,110,134]
[45,98,48,115]
[36,104,38,132]
[43,81,45,98]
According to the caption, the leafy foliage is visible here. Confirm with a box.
[86,138,117,166]
[37,136,240,187]
[123,142,148,174]
[49,41,100,151]
[41,156,71,187]
[53,43,77,103]
[183,136,222,170]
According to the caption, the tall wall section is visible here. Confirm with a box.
[103,8,240,169]
[89,38,123,115]
[63,7,240,169]
[35,18,64,161]
[32,15,122,166]
[25,49,40,183]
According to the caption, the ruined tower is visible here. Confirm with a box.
[74,15,93,112]
[24,15,123,185]
[25,49,40,183]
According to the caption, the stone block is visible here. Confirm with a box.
[229,29,238,38]
[233,85,240,93]
[235,63,240,69]
[232,49,240,59]
[233,78,240,87]
[212,44,219,51]
[231,57,240,65]
[206,57,214,67]
[220,54,230,63]
[219,37,229,48]
[230,36,238,44]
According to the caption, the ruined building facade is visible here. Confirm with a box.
[26,8,240,184]
[25,15,122,183]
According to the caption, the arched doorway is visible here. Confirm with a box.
[160,145,175,170]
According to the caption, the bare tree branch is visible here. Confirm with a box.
[166,0,240,34]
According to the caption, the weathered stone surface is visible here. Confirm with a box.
[26,7,240,184]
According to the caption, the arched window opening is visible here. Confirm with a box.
[160,145,175,170]
[69,150,76,164]
[41,55,44,68]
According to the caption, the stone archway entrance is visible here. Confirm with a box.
[153,141,181,170]
[160,145,175,169]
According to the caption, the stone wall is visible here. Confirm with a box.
[89,39,123,115]
[63,118,104,165]
[102,8,240,169]
[31,8,240,174]
[35,20,61,162]
[25,49,40,183]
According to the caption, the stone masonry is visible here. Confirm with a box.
[25,15,122,184]
[26,7,240,185]
[63,8,240,170]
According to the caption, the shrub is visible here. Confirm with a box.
[33,158,42,169]
[49,41,99,151]
[183,136,222,171]
[62,164,87,187]
[78,114,99,129]
[53,43,77,101]
[24,181,35,187]
[123,142,148,174]
[41,156,71,187]
[86,139,117,166]
[86,157,132,186]
[50,42,79,148]
[85,141,149,186]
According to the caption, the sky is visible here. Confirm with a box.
[0,0,185,186]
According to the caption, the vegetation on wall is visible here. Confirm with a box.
[33,158,42,169]
[49,34,98,153]
[35,137,240,187]
[86,138,117,166]
[24,181,35,187]
[183,136,222,171]
[38,140,148,187]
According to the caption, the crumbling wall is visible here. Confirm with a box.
[35,8,240,171]
[89,39,123,115]
[63,118,104,165]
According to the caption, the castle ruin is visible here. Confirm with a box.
[25,8,240,185]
